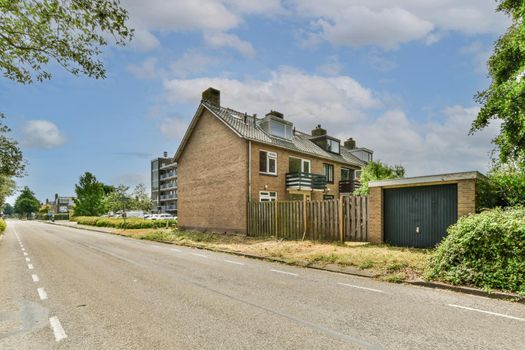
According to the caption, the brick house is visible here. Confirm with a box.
[175,88,373,233]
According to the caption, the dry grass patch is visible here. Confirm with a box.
[127,229,430,282]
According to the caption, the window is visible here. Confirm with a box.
[288,157,311,173]
[355,170,362,180]
[259,151,277,175]
[341,168,355,181]
[270,120,292,139]
[323,163,334,183]
[327,139,340,154]
[259,191,277,202]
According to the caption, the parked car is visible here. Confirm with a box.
[147,213,176,220]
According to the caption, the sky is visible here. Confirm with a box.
[1,0,509,203]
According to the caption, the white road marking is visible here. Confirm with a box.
[22,248,25,251]
[28,264,34,270]
[224,259,245,266]
[23,252,28,256]
[170,248,182,252]
[32,274,39,282]
[448,304,525,322]
[25,257,30,262]
[192,253,208,258]
[37,287,48,300]
[270,269,298,276]
[337,282,385,294]
[49,316,67,342]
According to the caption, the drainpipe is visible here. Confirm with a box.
[247,140,252,234]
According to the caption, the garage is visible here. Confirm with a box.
[383,184,457,248]
[367,171,483,248]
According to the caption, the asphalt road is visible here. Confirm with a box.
[1,220,524,349]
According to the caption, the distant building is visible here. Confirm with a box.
[151,152,177,215]
[46,194,75,214]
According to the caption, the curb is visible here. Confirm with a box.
[47,221,525,303]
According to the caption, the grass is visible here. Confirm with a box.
[108,227,430,282]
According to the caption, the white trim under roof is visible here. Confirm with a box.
[368,171,484,188]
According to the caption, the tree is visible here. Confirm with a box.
[130,184,152,211]
[3,202,13,215]
[471,1,525,167]
[354,161,405,195]
[14,186,40,218]
[73,172,105,216]
[104,184,130,213]
[0,175,16,207]
[485,161,525,207]
[0,0,133,84]
[0,114,24,178]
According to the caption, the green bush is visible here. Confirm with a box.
[36,213,70,220]
[71,216,176,229]
[0,218,6,233]
[426,207,525,295]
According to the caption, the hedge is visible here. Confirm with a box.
[0,218,6,233]
[426,207,525,295]
[36,213,70,220]
[71,216,176,229]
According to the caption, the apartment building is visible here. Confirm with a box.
[175,88,373,233]
[151,152,177,215]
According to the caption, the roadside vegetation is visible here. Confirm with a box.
[0,218,6,235]
[426,207,525,295]
[71,216,176,229]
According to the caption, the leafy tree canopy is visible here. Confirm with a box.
[14,186,40,216]
[354,161,405,196]
[3,202,13,215]
[73,172,105,216]
[471,0,525,167]
[0,0,133,84]
[0,175,16,207]
[0,114,24,177]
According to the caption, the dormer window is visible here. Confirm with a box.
[271,120,292,139]
[327,139,340,154]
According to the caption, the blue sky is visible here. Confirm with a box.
[1,0,509,203]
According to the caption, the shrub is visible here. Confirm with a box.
[71,216,176,229]
[426,207,525,295]
[0,218,6,233]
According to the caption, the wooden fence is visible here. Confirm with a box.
[248,196,368,242]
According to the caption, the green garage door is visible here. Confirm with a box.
[384,184,458,248]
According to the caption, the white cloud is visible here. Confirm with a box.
[292,0,508,49]
[317,55,343,76]
[203,32,255,58]
[163,69,498,175]
[129,29,161,51]
[170,51,218,77]
[127,58,160,79]
[461,41,491,74]
[164,67,381,126]
[159,117,190,141]
[22,120,66,149]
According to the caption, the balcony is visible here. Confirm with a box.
[160,194,177,201]
[160,205,177,212]
[160,172,177,180]
[339,180,360,194]
[160,162,176,170]
[160,182,177,190]
[286,172,326,191]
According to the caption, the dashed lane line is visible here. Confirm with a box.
[28,264,34,270]
[270,269,298,276]
[448,304,525,322]
[337,282,385,294]
[192,253,208,258]
[32,274,39,282]
[49,316,67,342]
[37,287,48,300]
[224,259,245,266]
[25,257,30,262]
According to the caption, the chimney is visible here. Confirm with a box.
[311,124,327,137]
[266,110,284,119]
[344,138,356,150]
[202,87,220,107]
[163,151,168,158]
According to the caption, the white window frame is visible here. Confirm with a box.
[288,156,311,173]
[259,191,277,202]
[259,150,277,175]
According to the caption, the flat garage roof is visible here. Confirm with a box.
[368,171,484,188]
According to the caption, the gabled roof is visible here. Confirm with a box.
[175,101,366,168]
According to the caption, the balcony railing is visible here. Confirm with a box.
[159,162,176,170]
[339,180,360,194]
[160,194,177,201]
[285,172,327,191]
[160,205,177,212]
[160,172,177,180]
[160,182,177,190]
